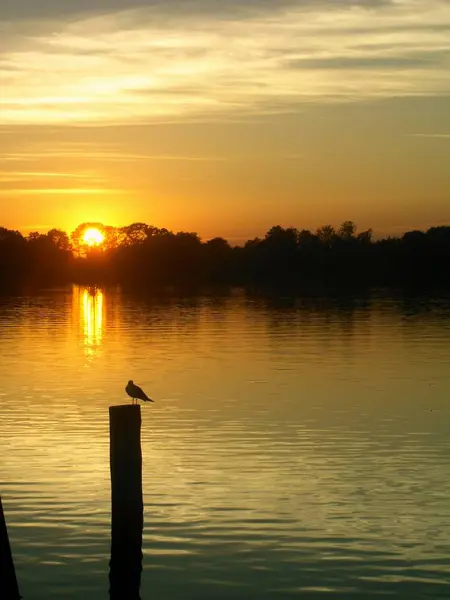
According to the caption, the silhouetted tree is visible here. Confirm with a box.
[339,221,357,239]
[47,229,71,251]
[204,237,233,282]
[298,229,318,248]
[357,229,373,244]
[120,223,150,246]
[1,219,450,290]
[316,224,336,246]
[26,230,72,283]
[0,228,28,284]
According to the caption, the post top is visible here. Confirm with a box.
[109,404,141,412]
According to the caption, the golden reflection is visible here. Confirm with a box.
[81,286,104,359]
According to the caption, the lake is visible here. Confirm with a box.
[1,286,450,599]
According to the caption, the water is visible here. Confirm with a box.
[1,286,450,599]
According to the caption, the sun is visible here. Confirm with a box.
[83,227,105,247]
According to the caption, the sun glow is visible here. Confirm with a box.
[83,227,104,246]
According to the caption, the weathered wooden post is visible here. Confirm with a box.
[0,496,21,600]
[109,405,143,600]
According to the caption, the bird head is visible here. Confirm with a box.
[128,380,134,385]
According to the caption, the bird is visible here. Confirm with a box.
[126,380,154,405]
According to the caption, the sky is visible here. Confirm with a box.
[1,0,449,242]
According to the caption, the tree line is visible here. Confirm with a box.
[1,221,449,290]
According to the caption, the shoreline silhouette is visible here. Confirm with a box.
[1,221,449,290]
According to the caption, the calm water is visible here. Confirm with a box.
[1,286,450,599]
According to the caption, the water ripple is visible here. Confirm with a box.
[1,287,450,599]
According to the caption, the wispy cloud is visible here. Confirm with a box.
[1,0,449,125]
[0,171,105,183]
[0,1,389,23]
[0,188,119,195]
[0,152,229,162]
[408,132,450,138]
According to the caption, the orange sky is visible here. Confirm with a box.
[1,1,449,243]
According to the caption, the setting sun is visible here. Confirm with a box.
[82,227,104,247]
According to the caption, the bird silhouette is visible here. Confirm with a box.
[126,380,154,404]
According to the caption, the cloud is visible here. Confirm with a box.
[0,188,119,196]
[0,152,229,162]
[287,50,449,71]
[408,132,450,138]
[0,171,105,182]
[1,0,449,125]
[0,1,392,22]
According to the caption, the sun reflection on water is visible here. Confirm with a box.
[81,286,104,359]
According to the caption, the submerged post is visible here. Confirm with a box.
[109,405,143,600]
[0,496,21,600]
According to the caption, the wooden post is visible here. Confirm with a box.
[109,405,143,600]
[0,496,21,600]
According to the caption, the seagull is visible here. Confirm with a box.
[126,380,154,405]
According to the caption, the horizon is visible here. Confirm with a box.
[4,219,450,247]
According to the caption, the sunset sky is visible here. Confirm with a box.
[1,0,449,243]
